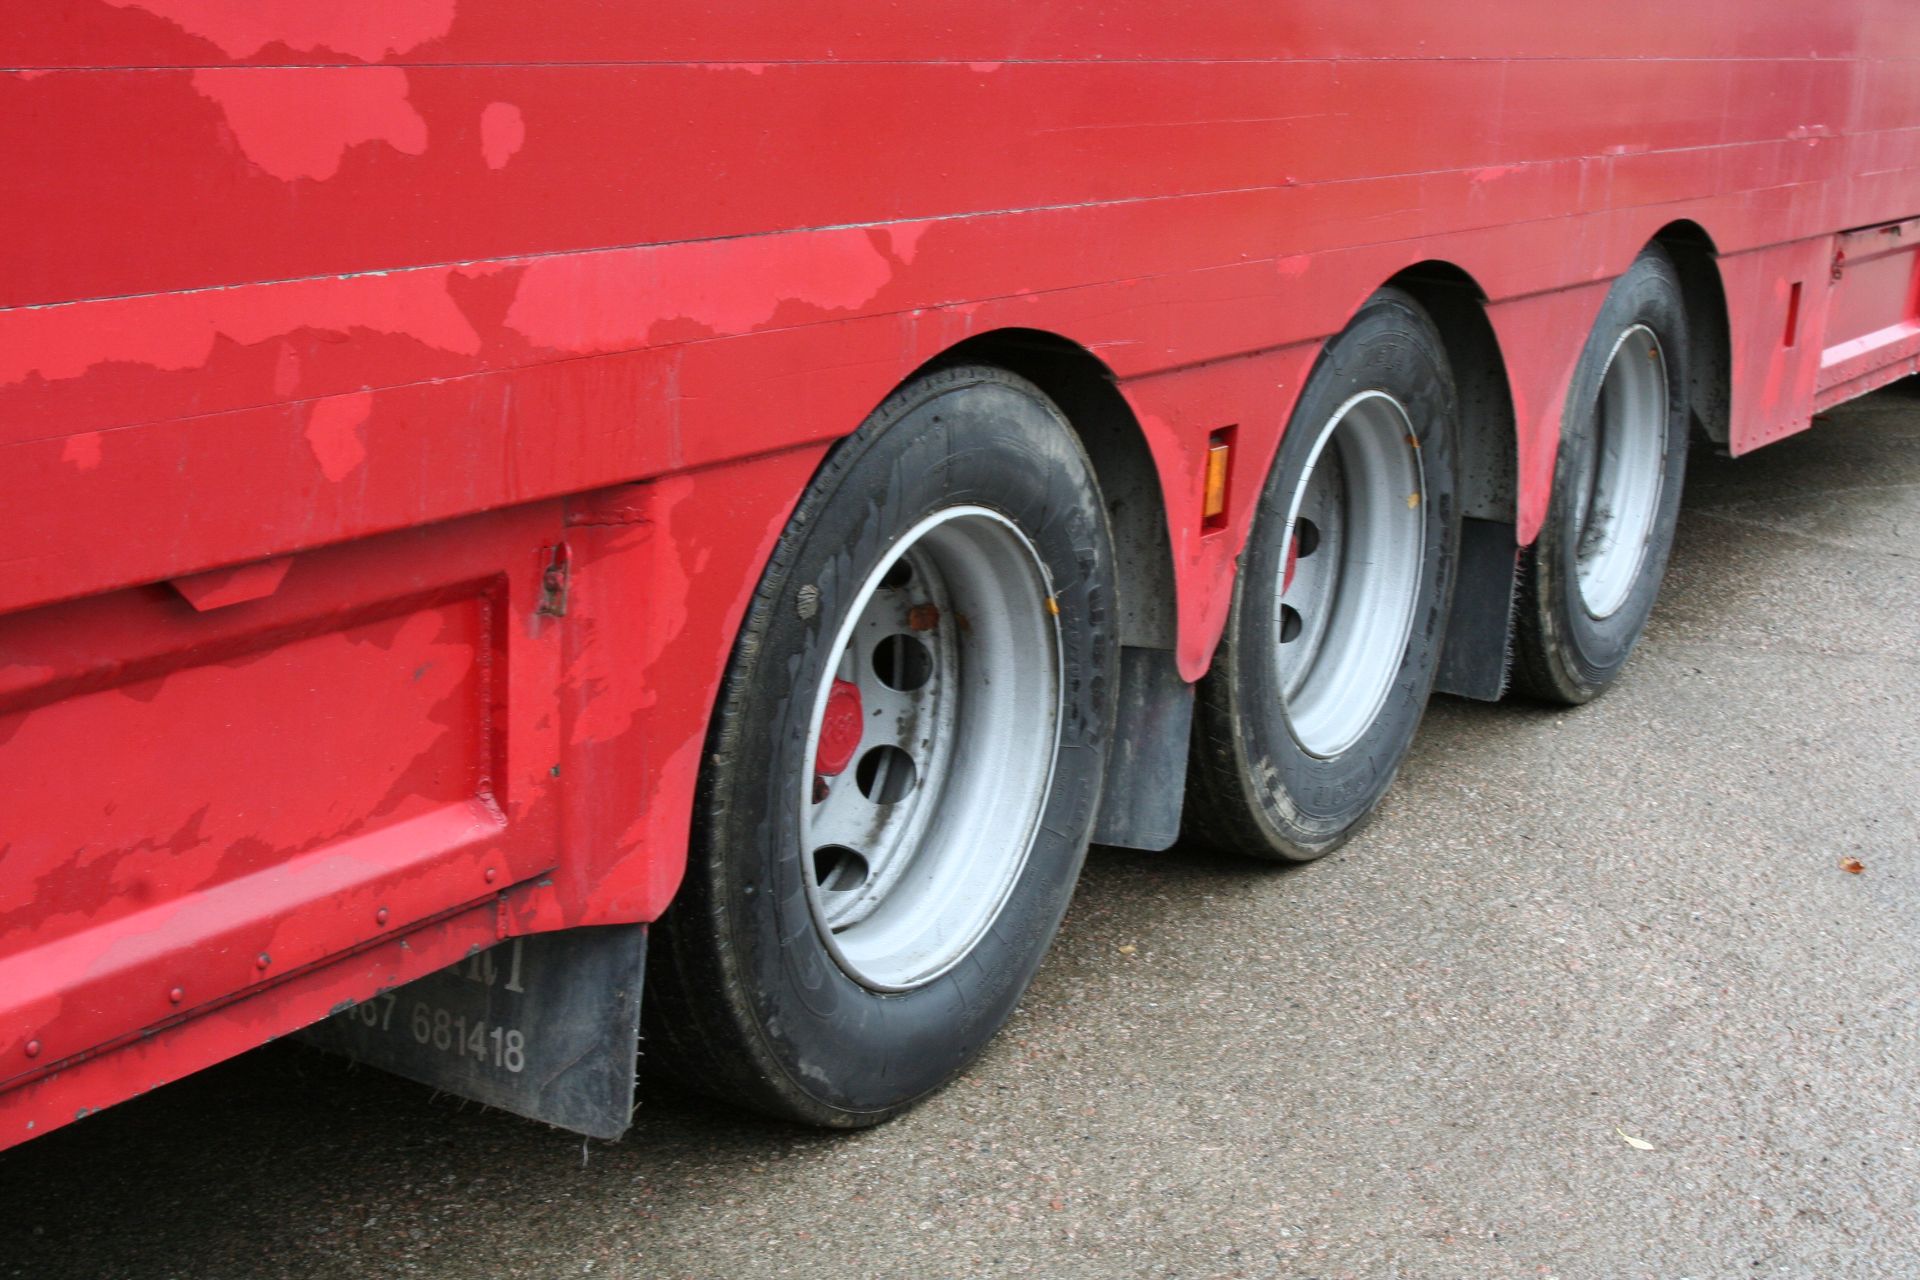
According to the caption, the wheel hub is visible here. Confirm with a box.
[813,678,864,778]
[799,506,1063,991]
[1273,390,1427,758]
[1571,324,1668,620]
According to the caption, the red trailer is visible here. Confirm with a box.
[5,2,1919,1146]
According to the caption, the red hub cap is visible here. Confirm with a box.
[814,677,864,777]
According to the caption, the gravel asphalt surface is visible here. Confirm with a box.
[3,382,1917,1280]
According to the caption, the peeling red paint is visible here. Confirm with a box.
[1,271,484,400]
[191,67,428,182]
[1471,165,1527,184]
[59,432,102,470]
[504,229,899,355]
[887,222,931,265]
[479,101,526,170]
[105,0,457,62]
[304,392,373,481]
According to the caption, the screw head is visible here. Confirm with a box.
[375,907,389,926]
[24,1040,41,1059]
[256,953,271,970]
[484,867,499,883]
[168,987,184,1004]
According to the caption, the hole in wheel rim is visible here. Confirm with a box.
[854,745,917,803]
[872,633,934,692]
[812,845,870,894]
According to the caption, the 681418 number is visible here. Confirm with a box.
[405,1001,527,1074]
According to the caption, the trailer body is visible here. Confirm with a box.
[4,1,1920,1146]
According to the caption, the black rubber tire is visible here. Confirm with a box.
[1512,248,1691,705]
[1184,288,1461,862]
[644,365,1117,1128]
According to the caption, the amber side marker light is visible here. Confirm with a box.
[1202,430,1234,530]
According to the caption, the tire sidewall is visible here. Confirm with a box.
[1227,291,1459,856]
[704,368,1114,1121]
[1535,253,1691,695]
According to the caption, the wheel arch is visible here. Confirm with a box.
[918,328,1178,652]
[1378,261,1524,701]
[1648,219,1734,445]
[1382,261,1519,527]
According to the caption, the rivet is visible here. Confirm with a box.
[24,1040,41,1059]
[168,987,184,1005]
[484,867,499,883]
[376,907,389,926]
[256,953,271,970]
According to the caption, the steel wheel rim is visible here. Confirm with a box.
[799,506,1062,992]
[1571,324,1668,619]
[1273,390,1427,759]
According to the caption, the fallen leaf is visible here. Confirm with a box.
[1615,1127,1655,1150]
[1840,857,1865,875]
[1117,944,1136,955]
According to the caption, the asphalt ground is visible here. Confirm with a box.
[3,381,1917,1280]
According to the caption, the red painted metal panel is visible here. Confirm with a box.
[0,0,1888,67]
[1816,219,1920,412]
[0,56,1891,309]
[6,1,1920,1143]
[0,505,565,1096]
[1825,219,1920,352]
[0,903,502,1151]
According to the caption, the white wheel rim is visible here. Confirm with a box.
[799,506,1062,992]
[1571,324,1668,619]
[1273,390,1427,759]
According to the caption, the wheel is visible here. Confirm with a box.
[1185,288,1460,862]
[1513,247,1690,704]
[645,365,1117,1127]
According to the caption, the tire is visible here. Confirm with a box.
[644,365,1117,1127]
[1185,288,1461,862]
[1513,248,1690,704]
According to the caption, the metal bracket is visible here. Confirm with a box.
[537,542,572,617]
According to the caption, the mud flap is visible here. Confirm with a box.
[1093,646,1193,851]
[1435,517,1519,701]
[298,924,646,1141]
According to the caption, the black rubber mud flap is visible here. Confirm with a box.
[299,925,646,1141]
[1092,645,1194,851]
[1434,517,1519,701]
